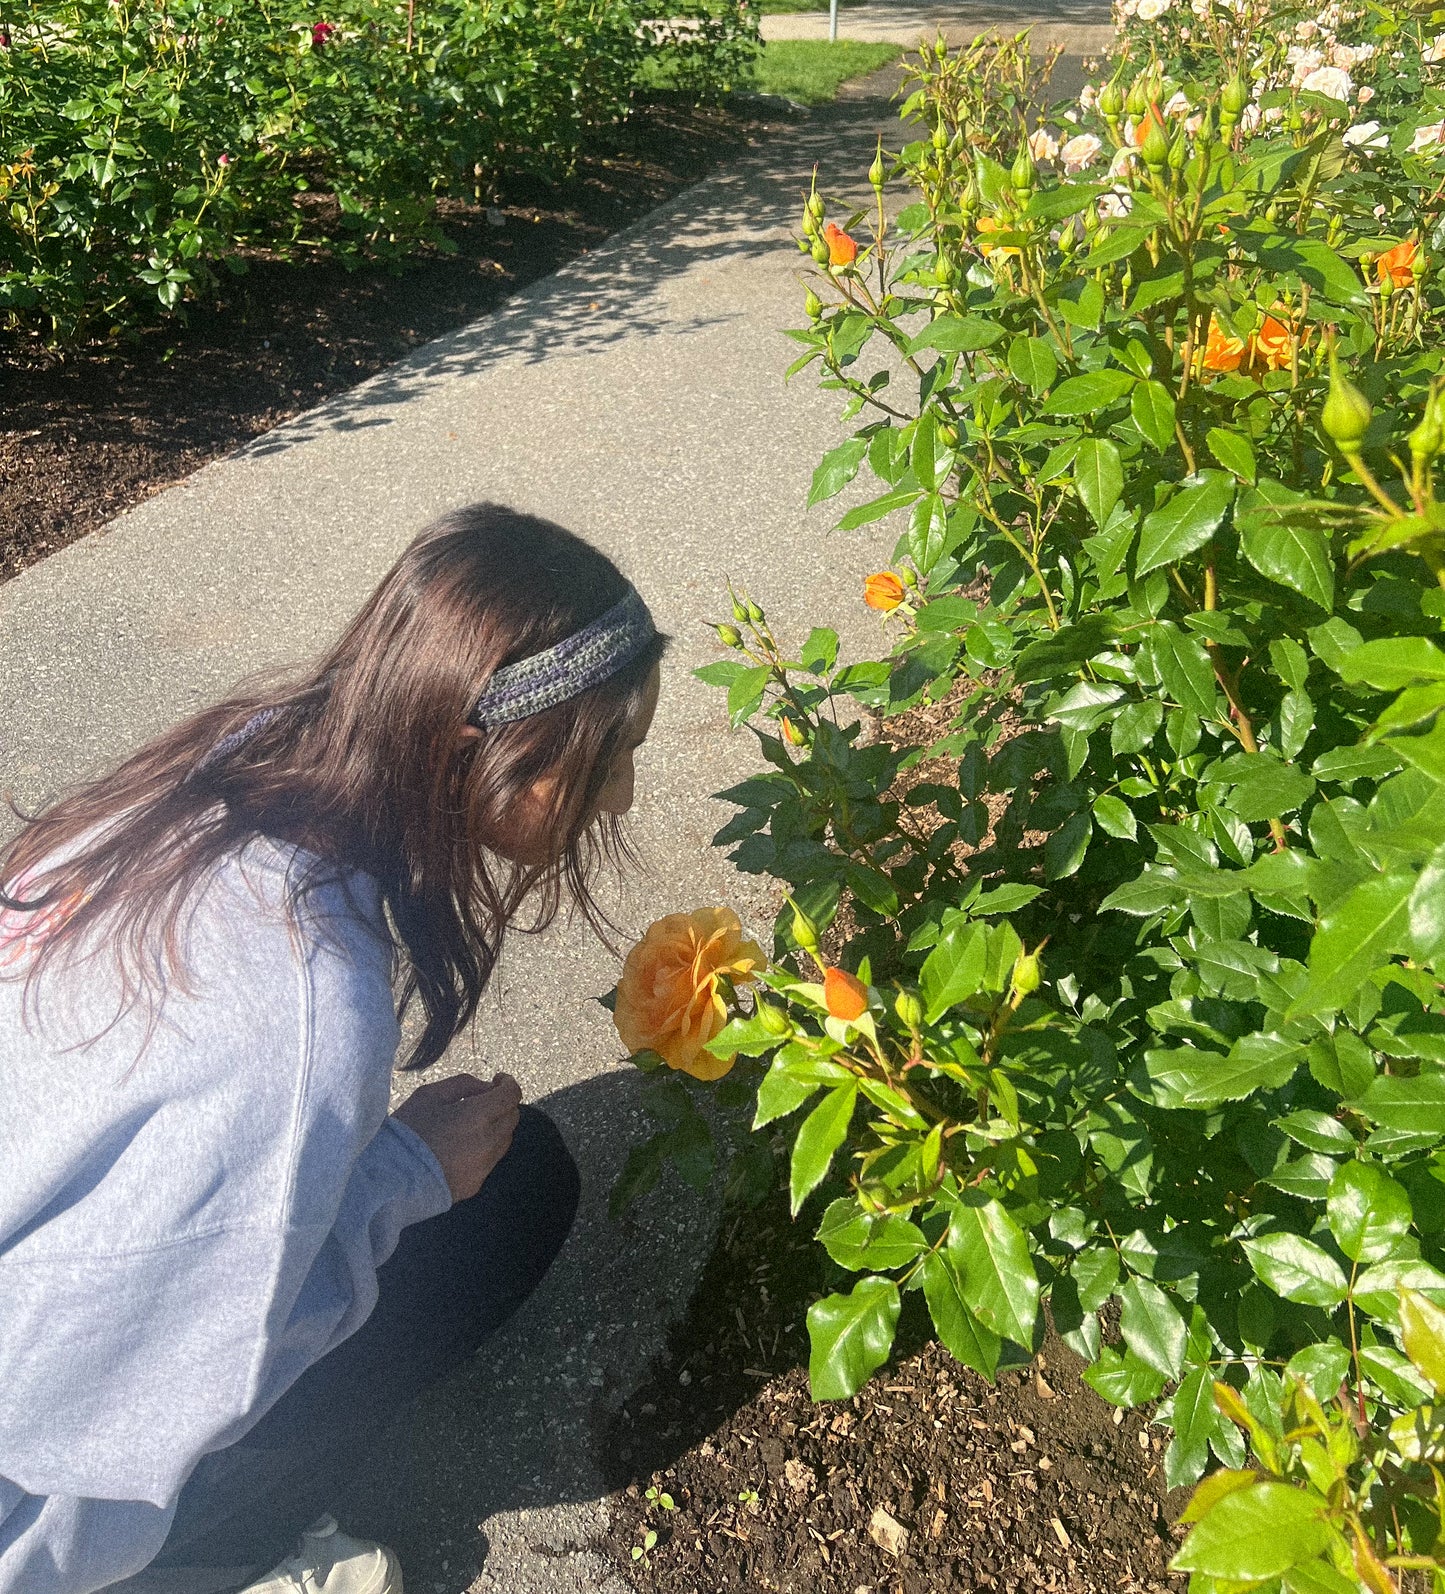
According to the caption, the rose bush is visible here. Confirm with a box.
[0,0,758,340]
[610,1,1445,1582]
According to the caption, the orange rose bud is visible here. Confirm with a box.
[864,571,906,611]
[1378,238,1419,289]
[975,215,1021,259]
[824,966,869,1022]
[823,222,858,267]
[1131,102,1167,148]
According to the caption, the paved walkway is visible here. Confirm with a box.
[762,2,1113,53]
[0,95,907,1594]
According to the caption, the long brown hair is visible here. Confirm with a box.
[0,504,667,1070]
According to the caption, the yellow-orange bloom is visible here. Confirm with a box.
[975,216,1021,259]
[614,908,764,1080]
[1247,315,1293,373]
[864,571,906,612]
[1378,238,1419,289]
[1201,316,1245,373]
[823,966,869,1022]
[823,222,858,267]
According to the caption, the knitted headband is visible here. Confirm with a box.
[471,586,657,727]
[190,586,657,778]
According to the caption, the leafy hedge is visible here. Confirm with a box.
[615,1,1445,1584]
[0,0,757,339]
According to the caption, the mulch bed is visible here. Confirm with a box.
[0,94,785,585]
[600,1172,1185,1594]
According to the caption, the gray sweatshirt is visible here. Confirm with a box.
[0,834,453,1594]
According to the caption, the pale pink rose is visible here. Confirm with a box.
[1099,192,1133,220]
[1136,0,1170,19]
[1185,111,1203,134]
[1343,119,1386,148]
[1356,84,1375,103]
[1424,34,1445,63]
[1079,82,1099,111]
[1301,65,1352,100]
[1410,121,1445,154]
[1060,133,1103,173]
[1109,144,1139,179]
[1029,128,1060,162]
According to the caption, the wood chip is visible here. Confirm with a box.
[1035,1372,1056,1399]
[868,1506,910,1557]
[930,1508,947,1539]
[784,1458,816,1495]
[1051,1517,1072,1550]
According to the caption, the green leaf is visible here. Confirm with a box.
[1206,427,1257,484]
[800,627,839,675]
[1073,437,1123,529]
[1165,1368,1219,1490]
[1119,1275,1187,1378]
[1008,334,1058,394]
[1045,370,1136,416]
[1044,811,1092,880]
[1400,1289,1445,1393]
[1082,1344,1167,1406]
[1093,793,1138,840]
[920,1250,1002,1378]
[726,664,771,727]
[1358,1068,1445,1134]
[806,1276,900,1399]
[1149,623,1217,718]
[1014,614,1116,682]
[906,315,1005,355]
[920,919,987,1023]
[1284,1559,1374,1594]
[1147,1033,1304,1108]
[1410,840,1445,958]
[1355,1259,1445,1322]
[1287,872,1414,1020]
[1326,1160,1412,1264]
[1137,473,1235,578]
[1240,515,1335,612]
[754,1055,823,1127]
[1171,1482,1330,1580]
[1219,753,1316,822]
[837,487,923,532]
[807,437,867,507]
[948,1195,1040,1346]
[1131,381,1177,452]
[1275,1110,1355,1155]
[790,1083,858,1215]
[1339,636,1445,691]
[1241,1232,1348,1307]
[817,1199,926,1271]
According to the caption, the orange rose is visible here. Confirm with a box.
[976,216,1021,259]
[1201,316,1245,373]
[1246,314,1293,373]
[1378,238,1419,289]
[823,222,858,267]
[864,571,906,612]
[1131,103,1167,148]
[614,907,764,1080]
[823,966,869,1022]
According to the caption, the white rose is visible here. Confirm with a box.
[1356,84,1375,103]
[1060,132,1104,173]
[1099,192,1133,219]
[1294,18,1318,39]
[1164,90,1191,115]
[1410,121,1445,154]
[1343,119,1386,148]
[1424,34,1445,62]
[1079,82,1099,110]
[1301,64,1352,100]
[1136,0,1170,19]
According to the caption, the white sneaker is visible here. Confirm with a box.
[239,1515,403,1594]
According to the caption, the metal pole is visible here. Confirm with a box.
[829,0,838,44]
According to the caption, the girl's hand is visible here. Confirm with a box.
[394,1071,522,1202]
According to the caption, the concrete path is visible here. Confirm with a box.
[762,2,1113,55]
[0,97,917,1594]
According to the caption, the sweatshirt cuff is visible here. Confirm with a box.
[382,1115,454,1217]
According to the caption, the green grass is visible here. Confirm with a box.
[750,39,902,103]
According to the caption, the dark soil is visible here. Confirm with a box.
[0,94,784,585]
[600,1172,1187,1594]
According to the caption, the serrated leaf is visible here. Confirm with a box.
[1131,380,1177,451]
[1287,872,1414,1020]
[1093,793,1138,840]
[1326,1160,1412,1264]
[920,1250,1002,1378]
[808,437,868,507]
[1171,1482,1330,1580]
[1165,1368,1218,1490]
[1241,1232,1348,1307]
[1137,473,1235,577]
[1120,1275,1187,1378]
[817,1199,926,1271]
[1206,427,1257,484]
[1358,1068,1445,1133]
[807,1276,900,1399]
[1240,515,1334,612]
[920,919,987,1023]
[1401,1289,1445,1393]
[1045,369,1136,416]
[790,1082,857,1215]
[1149,623,1218,718]
[1074,437,1123,530]
[1008,334,1058,394]
[947,1195,1040,1345]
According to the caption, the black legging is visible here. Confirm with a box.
[146,1104,580,1577]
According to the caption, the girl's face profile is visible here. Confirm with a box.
[468,661,662,867]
